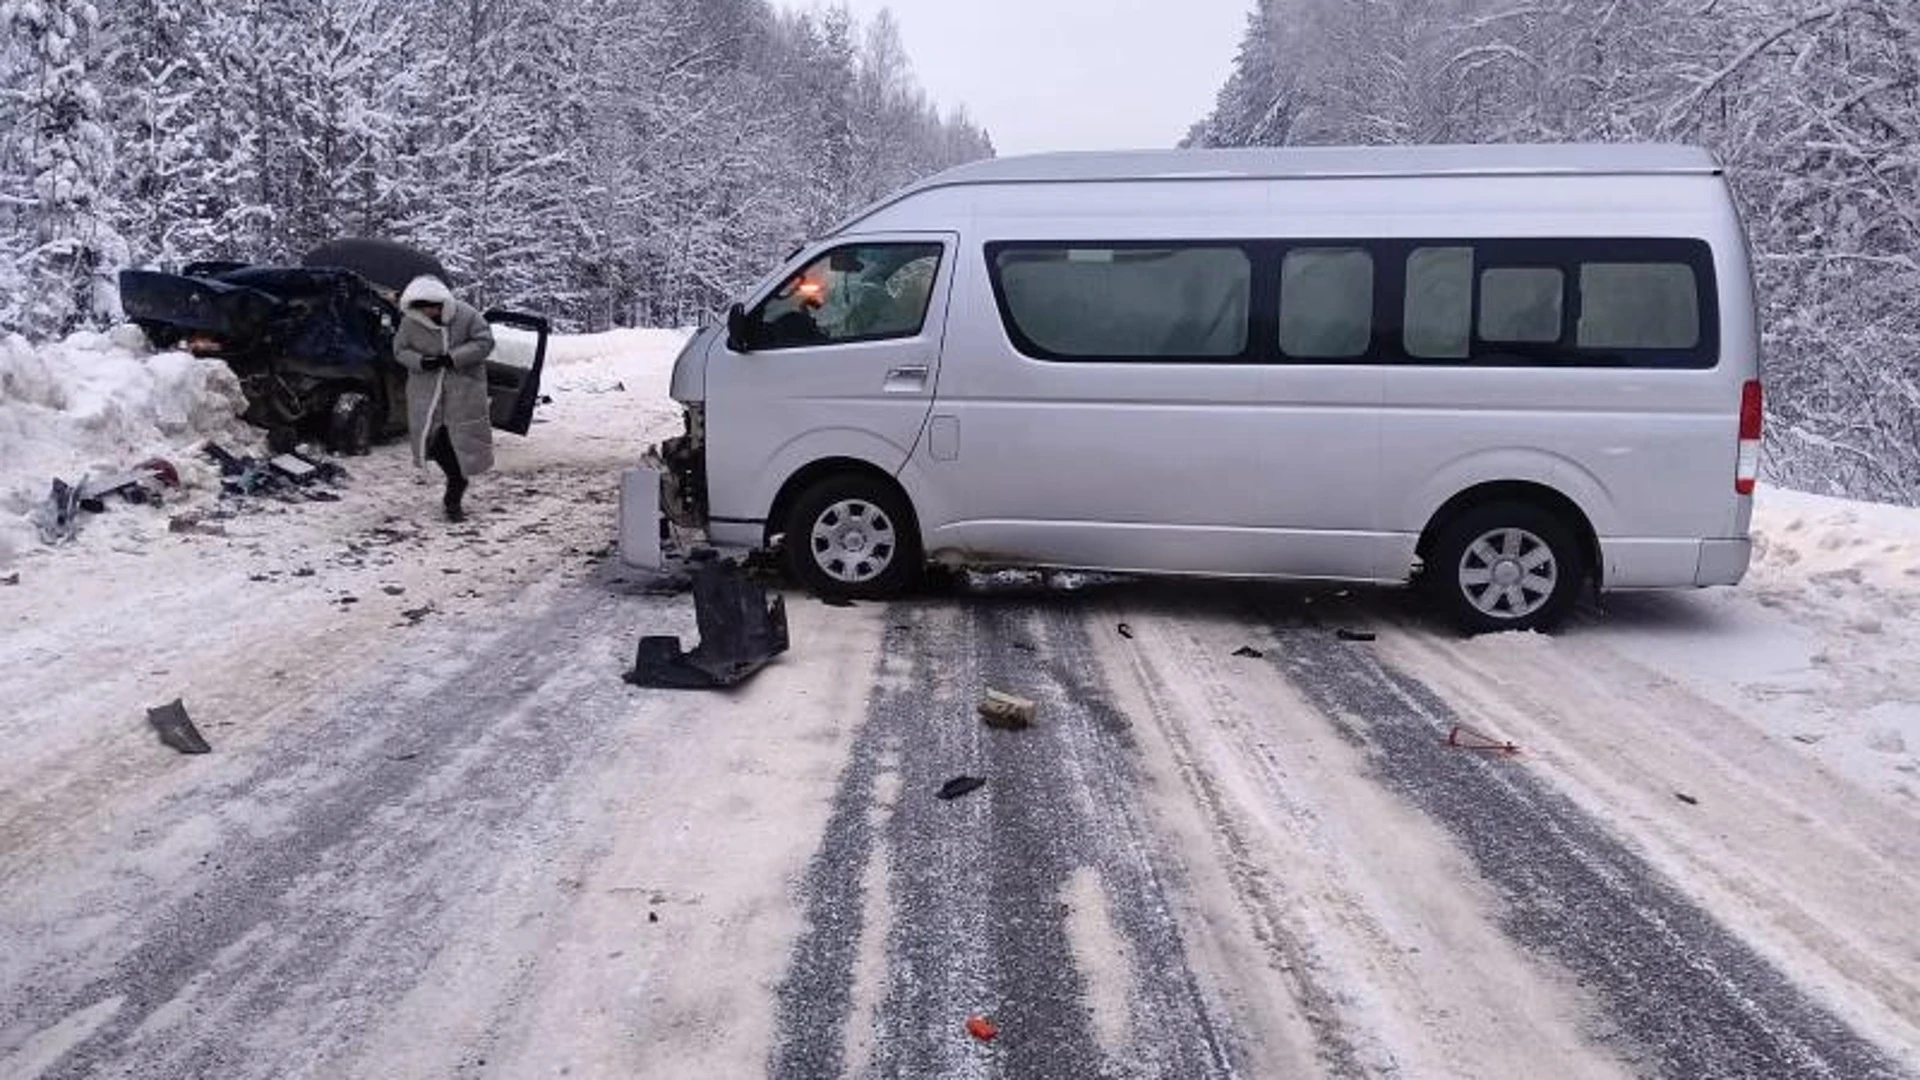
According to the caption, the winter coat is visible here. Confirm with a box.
[394,276,495,476]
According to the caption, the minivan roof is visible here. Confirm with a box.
[832,144,1722,234]
[921,144,1719,186]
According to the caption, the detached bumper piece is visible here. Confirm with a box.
[148,699,212,755]
[624,561,790,690]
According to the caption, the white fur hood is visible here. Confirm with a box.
[399,275,455,324]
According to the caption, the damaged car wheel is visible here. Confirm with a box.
[327,391,374,457]
[785,475,921,600]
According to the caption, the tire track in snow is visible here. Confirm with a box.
[1263,622,1909,1080]
[5,578,646,1080]
[769,594,1241,1079]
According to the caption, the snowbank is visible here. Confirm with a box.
[1751,486,1920,592]
[0,327,249,564]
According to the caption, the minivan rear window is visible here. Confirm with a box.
[1398,238,1717,368]
[1577,263,1701,349]
[989,244,1252,360]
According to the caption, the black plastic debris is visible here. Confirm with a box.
[1232,645,1265,659]
[148,699,212,755]
[204,442,343,499]
[624,560,790,689]
[936,776,987,801]
[1117,623,1134,640]
[1337,628,1377,643]
[1675,792,1700,806]
[34,478,85,544]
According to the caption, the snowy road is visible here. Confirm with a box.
[3,331,1918,1078]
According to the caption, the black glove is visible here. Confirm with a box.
[421,354,451,372]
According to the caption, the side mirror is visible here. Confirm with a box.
[726,302,750,353]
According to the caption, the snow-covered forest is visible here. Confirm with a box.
[1191,0,1920,503]
[0,0,991,336]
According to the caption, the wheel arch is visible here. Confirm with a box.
[1417,480,1603,588]
[765,457,922,547]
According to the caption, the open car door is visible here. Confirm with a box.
[482,309,550,436]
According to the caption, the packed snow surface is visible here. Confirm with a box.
[0,325,1916,1078]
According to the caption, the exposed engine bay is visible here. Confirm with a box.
[648,404,708,529]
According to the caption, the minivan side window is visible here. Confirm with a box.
[1577,263,1701,349]
[1280,248,1374,358]
[743,242,944,350]
[1479,267,1565,344]
[989,243,1252,360]
[1404,246,1473,359]
[1399,241,1715,367]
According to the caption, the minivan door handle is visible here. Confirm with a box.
[883,364,930,393]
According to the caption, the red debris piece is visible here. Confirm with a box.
[965,1015,999,1042]
[137,457,181,488]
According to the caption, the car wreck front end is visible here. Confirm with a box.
[622,327,715,569]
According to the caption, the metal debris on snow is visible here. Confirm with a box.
[978,689,1035,730]
[1444,723,1521,756]
[147,699,212,755]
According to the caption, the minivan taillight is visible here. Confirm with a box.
[1736,379,1762,495]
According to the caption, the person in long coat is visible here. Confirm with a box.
[394,276,494,521]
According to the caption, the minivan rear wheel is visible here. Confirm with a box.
[785,475,922,600]
[1425,502,1585,634]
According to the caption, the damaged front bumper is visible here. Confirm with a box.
[620,405,710,571]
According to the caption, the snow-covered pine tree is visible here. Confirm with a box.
[1194,0,1920,502]
[0,0,128,336]
[9,0,994,335]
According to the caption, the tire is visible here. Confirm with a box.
[327,391,374,457]
[784,474,922,600]
[1423,501,1586,634]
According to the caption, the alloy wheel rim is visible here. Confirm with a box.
[1458,527,1557,618]
[810,499,897,584]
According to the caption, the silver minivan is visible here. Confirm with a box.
[631,144,1761,631]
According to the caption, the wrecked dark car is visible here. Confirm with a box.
[119,239,550,454]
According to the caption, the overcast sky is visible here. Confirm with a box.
[784,0,1249,156]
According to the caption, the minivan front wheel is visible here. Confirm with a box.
[1426,502,1585,634]
[785,475,922,600]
